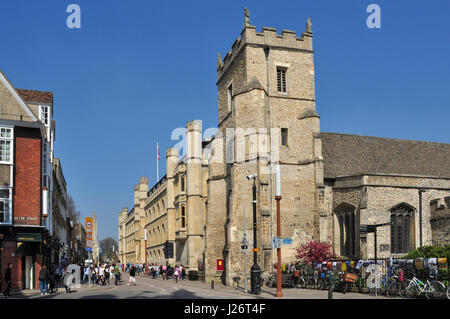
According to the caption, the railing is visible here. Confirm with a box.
[270,257,449,298]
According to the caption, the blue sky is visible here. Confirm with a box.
[0,1,449,241]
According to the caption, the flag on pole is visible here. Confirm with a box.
[157,142,160,161]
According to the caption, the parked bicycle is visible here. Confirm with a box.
[404,273,445,299]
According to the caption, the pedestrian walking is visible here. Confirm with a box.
[3,263,12,297]
[174,266,179,283]
[49,267,56,294]
[128,265,136,286]
[113,263,121,285]
[162,264,167,280]
[91,265,97,286]
[61,269,71,293]
[56,265,62,283]
[99,263,106,286]
[181,265,186,281]
[105,265,111,285]
[38,265,50,295]
[83,265,89,284]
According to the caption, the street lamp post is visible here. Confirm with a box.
[275,162,283,298]
[248,174,261,295]
[144,229,148,275]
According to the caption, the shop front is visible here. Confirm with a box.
[0,228,51,291]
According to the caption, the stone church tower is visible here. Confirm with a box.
[204,11,324,285]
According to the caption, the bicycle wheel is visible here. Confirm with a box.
[387,281,400,297]
[446,286,450,300]
[397,281,408,297]
[317,278,325,290]
[425,281,445,299]
[295,276,305,288]
[404,280,418,298]
[310,277,318,289]
[298,276,307,288]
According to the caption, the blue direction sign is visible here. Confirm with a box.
[281,238,293,245]
[272,237,280,249]
[86,247,92,252]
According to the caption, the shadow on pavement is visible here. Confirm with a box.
[130,288,204,299]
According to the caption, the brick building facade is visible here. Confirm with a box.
[0,69,54,290]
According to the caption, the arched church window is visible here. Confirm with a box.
[391,204,415,254]
[335,203,356,258]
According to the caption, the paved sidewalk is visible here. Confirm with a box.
[3,281,116,298]
[134,272,392,299]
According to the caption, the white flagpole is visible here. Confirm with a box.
[157,142,159,182]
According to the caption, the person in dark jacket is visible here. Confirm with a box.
[48,267,56,294]
[38,265,50,295]
[128,265,136,286]
[3,263,12,297]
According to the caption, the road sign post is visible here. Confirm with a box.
[243,207,248,293]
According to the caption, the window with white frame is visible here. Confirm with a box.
[277,67,287,93]
[39,106,49,126]
[0,188,12,224]
[0,127,13,164]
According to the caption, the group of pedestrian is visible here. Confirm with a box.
[145,263,186,282]
[38,263,78,295]
[82,263,122,286]
[1,261,189,296]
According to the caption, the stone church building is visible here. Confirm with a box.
[119,11,450,287]
[202,12,450,286]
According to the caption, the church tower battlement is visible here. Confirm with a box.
[205,9,323,286]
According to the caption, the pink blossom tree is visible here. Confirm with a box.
[296,241,335,264]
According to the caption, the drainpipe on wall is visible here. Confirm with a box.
[418,189,426,247]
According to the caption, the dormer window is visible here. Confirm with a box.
[277,67,287,93]
[39,106,49,126]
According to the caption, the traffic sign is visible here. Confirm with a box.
[86,247,92,252]
[281,238,292,245]
[272,237,280,249]
[85,217,93,230]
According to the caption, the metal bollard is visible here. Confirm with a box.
[328,275,334,299]
[211,280,214,289]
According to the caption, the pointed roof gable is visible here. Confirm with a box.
[0,69,38,122]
